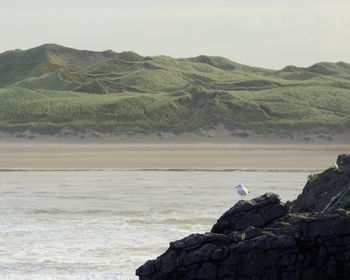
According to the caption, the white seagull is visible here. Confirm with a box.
[235,184,249,200]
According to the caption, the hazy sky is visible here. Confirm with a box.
[1,0,349,69]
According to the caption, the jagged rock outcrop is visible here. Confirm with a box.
[212,193,287,234]
[291,154,350,213]
[136,155,350,280]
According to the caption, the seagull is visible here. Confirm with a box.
[235,184,249,200]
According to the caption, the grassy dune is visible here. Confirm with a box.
[0,44,349,137]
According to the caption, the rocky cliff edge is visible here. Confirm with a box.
[136,154,350,280]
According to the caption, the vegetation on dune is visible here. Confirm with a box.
[0,44,349,136]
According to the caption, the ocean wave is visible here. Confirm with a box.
[0,168,320,172]
[126,216,215,225]
[29,208,145,216]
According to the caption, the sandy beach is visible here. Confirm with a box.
[0,141,348,171]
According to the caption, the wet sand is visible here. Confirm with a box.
[0,142,348,170]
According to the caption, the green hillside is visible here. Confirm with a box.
[0,44,349,137]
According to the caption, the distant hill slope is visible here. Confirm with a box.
[0,44,349,138]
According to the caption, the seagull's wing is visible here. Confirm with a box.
[242,186,249,194]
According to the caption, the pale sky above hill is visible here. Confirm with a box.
[0,0,349,69]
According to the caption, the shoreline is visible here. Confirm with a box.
[0,141,348,171]
[0,168,323,172]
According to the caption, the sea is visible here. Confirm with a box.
[0,170,308,279]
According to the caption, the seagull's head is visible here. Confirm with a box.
[236,184,243,189]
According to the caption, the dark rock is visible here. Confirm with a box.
[212,193,287,234]
[137,212,350,280]
[136,260,154,277]
[242,226,261,239]
[291,161,350,213]
[337,154,350,167]
[136,155,350,280]
[197,262,217,279]
[335,208,348,216]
